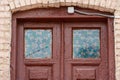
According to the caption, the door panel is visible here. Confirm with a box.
[17,22,61,80]
[64,22,108,80]
[25,29,52,59]
[73,29,100,58]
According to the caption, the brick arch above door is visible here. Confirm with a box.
[6,0,118,13]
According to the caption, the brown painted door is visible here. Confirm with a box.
[64,22,108,80]
[17,22,108,80]
[17,22,61,80]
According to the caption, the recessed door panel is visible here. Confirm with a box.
[25,29,52,59]
[73,29,100,58]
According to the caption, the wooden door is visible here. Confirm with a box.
[64,22,108,80]
[17,22,61,80]
[16,21,108,80]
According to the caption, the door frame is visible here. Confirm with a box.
[11,7,115,80]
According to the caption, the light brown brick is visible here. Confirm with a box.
[98,0,107,11]
[115,10,120,16]
[0,37,11,44]
[115,49,120,55]
[83,0,89,8]
[105,0,112,9]
[0,24,10,31]
[116,0,120,10]
[65,0,72,6]
[0,0,8,5]
[0,5,6,11]
[76,0,83,7]
[88,0,95,8]
[110,0,117,9]
[37,0,42,3]
[9,1,15,9]
[4,31,11,38]
[0,70,10,80]
[0,18,11,25]
[25,0,31,5]
[94,0,100,5]
[42,0,49,7]
[31,0,37,4]
[115,37,120,42]
[114,23,120,30]
[71,0,78,6]
[60,0,65,6]
[19,0,26,6]
[0,12,11,18]
[0,51,10,58]
[0,31,4,38]
[100,0,106,7]
[115,29,120,36]
[4,5,10,11]
[0,60,9,67]
[48,0,60,7]
[14,0,21,8]
[115,42,120,49]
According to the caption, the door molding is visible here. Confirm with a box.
[11,7,115,80]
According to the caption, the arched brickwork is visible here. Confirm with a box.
[8,0,117,13]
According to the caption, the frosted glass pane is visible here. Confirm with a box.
[25,29,52,58]
[73,29,100,58]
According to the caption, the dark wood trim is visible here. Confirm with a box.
[11,18,17,80]
[11,7,115,80]
[17,22,25,80]
[108,18,115,80]
[12,7,109,22]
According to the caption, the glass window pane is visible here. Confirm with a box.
[25,29,52,59]
[73,29,100,58]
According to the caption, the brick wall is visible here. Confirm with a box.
[0,0,120,80]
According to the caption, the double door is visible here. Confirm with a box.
[17,22,108,80]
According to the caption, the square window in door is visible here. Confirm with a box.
[73,29,100,58]
[25,29,52,59]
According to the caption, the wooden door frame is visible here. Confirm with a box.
[11,7,115,80]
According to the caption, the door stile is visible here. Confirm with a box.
[52,23,61,80]
[17,23,25,80]
[64,24,72,80]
